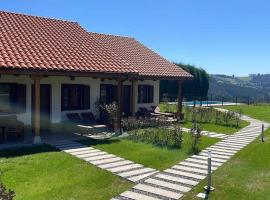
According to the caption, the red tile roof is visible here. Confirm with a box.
[0,11,135,74]
[90,33,192,79]
[0,11,192,79]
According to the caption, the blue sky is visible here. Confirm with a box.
[1,0,270,76]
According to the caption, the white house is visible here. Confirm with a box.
[0,11,192,143]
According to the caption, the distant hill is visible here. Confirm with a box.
[209,74,270,102]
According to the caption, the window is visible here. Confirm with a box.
[100,84,117,104]
[61,84,90,111]
[0,83,26,113]
[138,85,154,103]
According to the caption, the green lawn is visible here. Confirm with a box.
[183,127,270,200]
[0,145,132,200]
[224,105,270,123]
[80,134,219,170]
[183,120,249,134]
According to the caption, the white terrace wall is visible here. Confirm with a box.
[0,75,159,126]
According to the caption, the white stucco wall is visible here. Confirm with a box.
[0,75,160,126]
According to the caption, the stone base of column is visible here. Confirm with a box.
[33,136,42,144]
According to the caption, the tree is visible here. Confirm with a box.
[160,63,209,101]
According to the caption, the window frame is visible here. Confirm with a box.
[0,83,26,114]
[61,84,90,111]
[100,84,118,104]
[138,84,154,104]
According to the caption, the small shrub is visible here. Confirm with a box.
[122,116,172,131]
[190,121,202,154]
[128,125,183,149]
[184,107,242,128]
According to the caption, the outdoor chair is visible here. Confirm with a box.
[151,106,175,118]
[0,115,24,143]
[65,113,109,138]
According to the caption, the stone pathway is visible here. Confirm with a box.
[182,127,227,139]
[47,140,159,183]
[113,115,269,200]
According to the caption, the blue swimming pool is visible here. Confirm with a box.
[183,101,223,106]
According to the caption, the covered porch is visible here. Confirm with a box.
[0,71,185,145]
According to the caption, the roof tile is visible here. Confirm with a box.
[0,11,134,74]
[0,11,191,79]
[90,33,192,78]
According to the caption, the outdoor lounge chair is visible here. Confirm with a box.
[151,106,175,118]
[65,113,109,137]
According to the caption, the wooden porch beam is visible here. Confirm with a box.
[131,80,137,116]
[177,80,183,120]
[117,78,123,134]
[31,75,43,144]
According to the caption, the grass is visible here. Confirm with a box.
[183,127,270,200]
[0,145,132,200]
[80,133,219,170]
[224,104,270,123]
[159,103,249,134]
[182,120,249,134]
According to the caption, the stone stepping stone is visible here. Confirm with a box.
[217,142,247,147]
[180,161,217,170]
[90,157,123,165]
[203,149,234,157]
[238,131,261,135]
[212,145,242,151]
[133,183,183,200]
[172,165,208,175]
[207,147,237,154]
[224,139,253,144]
[84,154,115,162]
[109,164,143,173]
[185,158,222,167]
[191,155,226,163]
[145,178,191,193]
[199,152,231,159]
[98,160,133,169]
[70,149,100,155]
[233,135,257,139]
[221,139,251,144]
[165,169,206,180]
[76,151,107,158]
[217,141,245,146]
[118,167,156,178]
[222,138,251,142]
[156,173,199,186]
[128,171,158,182]
[119,191,161,200]
[64,147,94,153]
[214,143,244,149]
